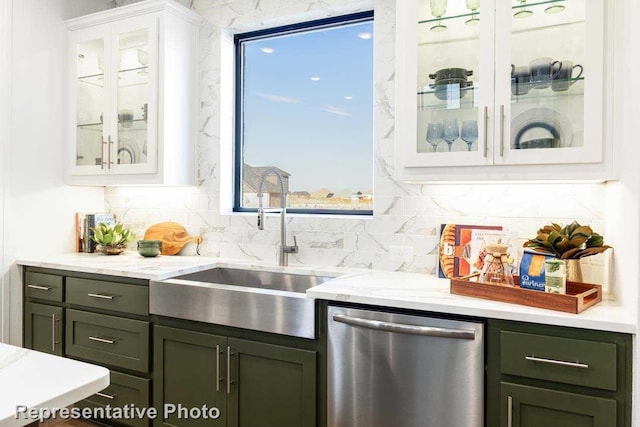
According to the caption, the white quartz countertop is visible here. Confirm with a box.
[17,253,637,334]
[16,252,352,281]
[306,271,637,334]
[0,343,109,427]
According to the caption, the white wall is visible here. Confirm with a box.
[4,0,106,344]
[0,0,11,343]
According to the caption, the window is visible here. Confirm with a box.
[234,12,374,214]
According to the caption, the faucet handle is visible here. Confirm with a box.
[257,208,264,230]
[284,235,299,254]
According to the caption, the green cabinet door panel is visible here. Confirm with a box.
[24,302,63,356]
[79,371,150,427]
[154,325,227,427]
[25,271,64,302]
[500,330,617,391]
[228,338,316,427]
[501,382,616,427]
[66,277,149,316]
[65,309,150,372]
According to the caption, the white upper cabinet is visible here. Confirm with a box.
[395,0,611,182]
[67,0,201,186]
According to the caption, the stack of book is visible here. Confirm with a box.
[75,212,116,253]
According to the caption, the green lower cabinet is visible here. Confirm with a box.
[24,302,63,356]
[154,325,227,427]
[501,382,616,427]
[78,371,151,427]
[153,326,317,427]
[228,337,316,427]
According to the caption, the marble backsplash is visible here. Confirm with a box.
[104,0,610,290]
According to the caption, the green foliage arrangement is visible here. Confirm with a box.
[91,222,136,247]
[523,221,611,259]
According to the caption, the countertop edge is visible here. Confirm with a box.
[307,288,637,334]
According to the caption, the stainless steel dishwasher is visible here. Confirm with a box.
[328,305,484,427]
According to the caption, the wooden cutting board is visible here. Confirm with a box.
[143,222,202,255]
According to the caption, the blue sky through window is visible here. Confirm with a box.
[241,19,374,195]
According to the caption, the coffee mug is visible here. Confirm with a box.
[511,64,531,96]
[552,61,583,91]
[529,57,562,89]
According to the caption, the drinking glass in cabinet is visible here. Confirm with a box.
[430,0,447,31]
[461,120,478,151]
[465,0,479,25]
[513,0,534,19]
[545,0,566,14]
[425,122,444,152]
[443,119,459,152]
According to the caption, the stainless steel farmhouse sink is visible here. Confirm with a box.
[150,268,335,339]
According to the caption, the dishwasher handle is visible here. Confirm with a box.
[332,313,476,340]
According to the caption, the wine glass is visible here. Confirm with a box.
[442,119,459,152]
[137,48,148,75]
[465,0,480,26]
[426,122,444,152]
[514,0,533,18]
[430,0,447,32]
[461,120,478,151]
[545,0,565,14]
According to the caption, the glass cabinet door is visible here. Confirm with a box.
[495,0,603,165]
[109,17,158,174]
[72,27,110,175]
[400,0,495,168]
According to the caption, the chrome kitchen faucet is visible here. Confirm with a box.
[256,168,298,266]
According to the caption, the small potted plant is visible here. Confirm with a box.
[91,222,136,255]
[523,221,611,281]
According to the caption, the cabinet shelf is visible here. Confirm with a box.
[77,119,148,132]
[78,66,149,88]
[417,78,584,110]
[418,0,566,25]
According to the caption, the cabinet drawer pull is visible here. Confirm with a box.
[525,355,589,369]
[499,104,505,157]
[28,284,51,291]
[96,392,116,400]
[216,345,221,392]
[88,336,115,344]
[102,139,108,169]
[483,106,488,158]
[227,346,233,394]
[507,395,513,427]
[108,135,113,169]
[51,314,60,353]
[88,293,115,300]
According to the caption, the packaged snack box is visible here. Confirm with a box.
[519,248,556,291]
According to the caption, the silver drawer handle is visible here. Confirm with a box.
[96,392,115,400]
[525,356,589,369]
[88,336,115,344]
[332,314,476,340]
[88,293,115,300]
[28,284,51,291]
[507,396,513,427]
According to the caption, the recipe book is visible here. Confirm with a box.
[438,223,503,279]
[75,212,116,253]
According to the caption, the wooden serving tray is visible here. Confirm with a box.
[450,276,602,314]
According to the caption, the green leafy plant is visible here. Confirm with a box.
[523,221,611,259]
[91,222,136,247]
